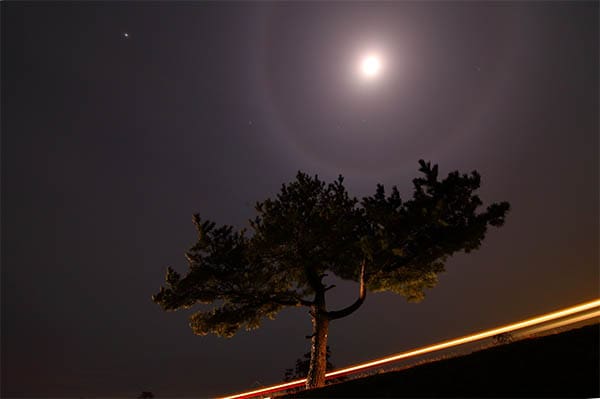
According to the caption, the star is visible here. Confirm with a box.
[122,32,129,39]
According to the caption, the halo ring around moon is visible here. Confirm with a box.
[252,6,528,177]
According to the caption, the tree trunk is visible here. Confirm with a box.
[304,262,366,389]
[306,307,329,389]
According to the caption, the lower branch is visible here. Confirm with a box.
[271,295,313,307]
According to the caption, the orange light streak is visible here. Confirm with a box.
[219,378,306,399]
[518,309,600,337]
[219,298,600,399]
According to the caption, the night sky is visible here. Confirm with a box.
[2,2,598,397]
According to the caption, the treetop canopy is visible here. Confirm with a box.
[153,160,509,337]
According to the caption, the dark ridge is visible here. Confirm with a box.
[286,323,599,398]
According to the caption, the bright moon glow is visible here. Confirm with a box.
[361,55,382,78]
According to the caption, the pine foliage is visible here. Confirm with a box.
[153,160,509,337]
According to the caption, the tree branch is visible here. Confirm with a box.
[325,261,367,320]
[271,295,314,307]
[305,264,324,293]
[299,298,315,306]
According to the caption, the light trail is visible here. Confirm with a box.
[516,309,600,338]
[219,298,600,399]
[219,378,306,399]
[325,298,600,378]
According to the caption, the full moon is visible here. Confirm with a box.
[360,55,382,78]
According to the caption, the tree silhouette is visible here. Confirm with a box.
[284,346,335,382]
[153,160,509,389]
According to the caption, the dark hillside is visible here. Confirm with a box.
[288,323,599,398]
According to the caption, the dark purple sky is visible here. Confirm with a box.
[2,2,598,397]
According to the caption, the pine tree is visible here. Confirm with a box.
[153,160,510,388]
